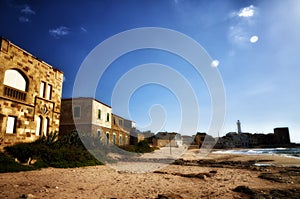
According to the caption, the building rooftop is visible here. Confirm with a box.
[0,37,63,74]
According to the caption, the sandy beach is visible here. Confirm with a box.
[0,149,300,199]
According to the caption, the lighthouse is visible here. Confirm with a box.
[237,120,242,134]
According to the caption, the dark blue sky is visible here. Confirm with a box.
[1,0,300,142]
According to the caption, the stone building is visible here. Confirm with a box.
[60,97,133,146]
[111,114,130,146]
[152,132,182,147]
[193,132,216,148]
[274,127,290,145]
[0,37,63,147]
[60,98,112,139]
[124,118,137,145]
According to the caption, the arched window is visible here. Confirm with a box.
[43,117,49,136]
[106,132,110,144]
[113,133,116,144]
[97,129,101,139]
[36,116,43,136]
[119,134,123,145]
[4,69,28,91]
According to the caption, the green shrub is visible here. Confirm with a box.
[4,142,34,163]
[2,131,103,172]
[0,153,35,173]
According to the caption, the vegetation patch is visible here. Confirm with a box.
[1,131,103,173]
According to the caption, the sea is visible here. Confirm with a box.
[213,148,300,159]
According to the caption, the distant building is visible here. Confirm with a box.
[111,114,130,146]
[124,118,137,145]
[274,127,290,145]
[181,135,193,145]
[215,127,292,149]
[153,132,182,147]
[60,97,112,140]
[193,132,216,148]
[237,120,242,134]
[0,37,63,147]
[60,97,134,146]
[137,133,145,142]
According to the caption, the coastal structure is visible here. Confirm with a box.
[60,97,135,146]
[111,114,130,146]
[193,132,216,148]
[274,127,290,145]
[152,132,183,147]
[0,37,63,147]
[124,118,138,145]
[60,98,112,139]
[237,120,242,134]
[215,127,292,149]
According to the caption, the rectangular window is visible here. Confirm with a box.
[119,135,123,145]
[106,113,110,122]
[119,120,123,126]
[74,106,81,118]
[113,133,116,144]
[40,81,45,98]
[97,130,101,139]
[98,109,101,119]
[6,116,16,134]
[125,136,129,145]
[46,84,52,100]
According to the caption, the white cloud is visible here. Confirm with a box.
[228,5,259,46]
[21,5,35,15]
[80,27,87,32]
[18,16,30,23]
[238,5,255,18]
[49,26,70,38]
[228,26,248,45]
[18,4,35,23]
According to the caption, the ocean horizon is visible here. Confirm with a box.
[213,148,300,159]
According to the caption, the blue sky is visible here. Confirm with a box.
[1,0,299,142]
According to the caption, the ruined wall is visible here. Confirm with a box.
[0,38,63,147]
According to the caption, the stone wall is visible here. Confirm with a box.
[0,37,63,147]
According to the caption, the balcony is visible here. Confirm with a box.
[3,85,26,101]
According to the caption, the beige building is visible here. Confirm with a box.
[0,37,63,147]
[111,114,130,146]
[153,132,183,147]
[60,97,134,146]
[60,98,112,141]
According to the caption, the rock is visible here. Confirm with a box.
[232,186,254,195]
[20,193,35,198]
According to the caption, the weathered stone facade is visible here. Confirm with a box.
[0,37,63,148]
[60,98,134,146]
[60,98,112,143]
[111,114,130,146]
